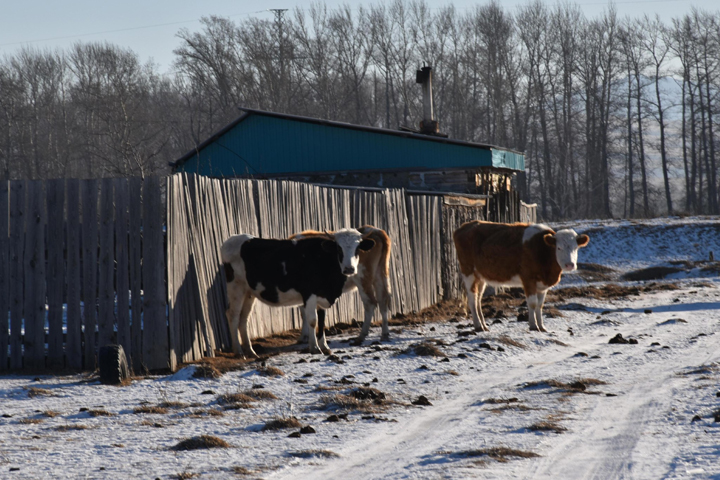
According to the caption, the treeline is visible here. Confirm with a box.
[0,0,718,219]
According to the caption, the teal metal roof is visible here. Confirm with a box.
[173,109,525,176]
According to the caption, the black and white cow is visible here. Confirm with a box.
[221,228,375,358]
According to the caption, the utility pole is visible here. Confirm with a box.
[269,9,288,110]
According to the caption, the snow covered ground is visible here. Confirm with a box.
[1,217,719,480]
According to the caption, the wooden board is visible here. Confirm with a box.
[81,179,98,370]
[24,180,46,370]
[97,178,115,348]
[65,179,83,369]
[0,180,8,370]
[46,179,66,369]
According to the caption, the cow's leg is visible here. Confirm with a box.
[376,275,391,341]
[298,308,310,345]
[304,296,322,355]
[463,274,488,332]
[225,280,246,355]
[354,288,377,346]
[535,290,549,332]
[475,280,489,331]
[317,309,332,355]
[237,293,258,358]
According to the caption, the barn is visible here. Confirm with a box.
[171,110,526,197]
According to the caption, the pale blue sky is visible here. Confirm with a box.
[1,0,715,73]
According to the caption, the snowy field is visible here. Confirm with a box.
[1,217,719,479]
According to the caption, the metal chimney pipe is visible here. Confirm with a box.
[416,65,439,135]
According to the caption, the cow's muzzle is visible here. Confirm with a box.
[343,267,356,276]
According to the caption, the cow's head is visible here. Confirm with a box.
[323,228,375,276]
[544,229,590,273]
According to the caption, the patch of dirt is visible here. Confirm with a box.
[133,405,169,415]
[217,393,256,406]
[26,387,54,398]
[171,435,230,451]
[549,282,680,303]
[401,341,447,357]
[451,447,540,462]
[55,424,89,431]
[242,389,278,400]
[256,366,285,377]
[523,378,603,393]
[288,450,340,459]
[621,266,684,281]
[320,386,396,413]
[577,263,617,282]
[262,417,302,431]
[528,420,567,433]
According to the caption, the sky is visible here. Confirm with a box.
[1,0,717,74]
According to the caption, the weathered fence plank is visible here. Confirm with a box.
[142,176,170,371]
[24,180,46,370]
[9,181,24,369]
[65,179,83,369]
[98,178,115,349]
[81,179,98,370]
[0,180,8,370]
[46,179,66,369]
[115,178,131,359]
[128,177,143,372]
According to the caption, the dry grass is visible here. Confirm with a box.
[452,447,540,462]
[42,410,61,418]
[288,449,341,458]
[314,385,345,392]
[217,393,256,405]
[320,387,394,413]
[493,336,527,349]
[19,418,43,424]
[171,435,231,451]
[175,472,199,480]
[192,364,222,379]
[87,409,114,417]
[55,424,89,431]
[187,409,224,418]
[26,387,54,398]
[242,389,278,400]
[523,378,604,393]
[528,420,567,433]
[133,405,169,415]
[402,341,447,357]
[159,401,188,409]
[262,416,302,431]
[256,366,285,377]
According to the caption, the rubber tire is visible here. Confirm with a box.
[98,344,131,385]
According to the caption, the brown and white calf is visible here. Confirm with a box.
[453,221,589,332]
[221,228,375,357]
[291,225,392,345]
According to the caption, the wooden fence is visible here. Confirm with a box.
[0,177,168,372]
[1,173,535,371]
[166,174,443,364]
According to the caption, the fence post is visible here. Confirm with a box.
[0,180,8,371]
[46,179,66,369]
[66,179,83,369]
[24,180,46,370]
[142,176,170,371]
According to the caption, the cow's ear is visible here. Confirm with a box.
[543,233,556,247]
[321,240,337,253]
[358,238,375,252]
[576,234,590,247]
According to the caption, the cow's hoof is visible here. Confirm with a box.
[309,346,323,355]
[321,347,333,356]
[350,337,365,346]
[244,351,259,359]
[380,334,390,342]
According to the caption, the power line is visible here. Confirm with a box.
[0,10,269,48]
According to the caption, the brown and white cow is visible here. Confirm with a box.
[291,225,392,346]
[453,221,589,332]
